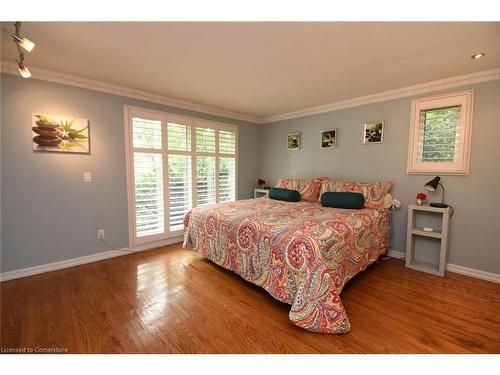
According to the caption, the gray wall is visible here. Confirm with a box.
[2,74,499,275]
[0,74,260,272]
[259,80,500,274]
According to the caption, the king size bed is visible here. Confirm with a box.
[183,177,393,334]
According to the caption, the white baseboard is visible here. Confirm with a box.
[386,250,500,284]
[3,242,498,284]
[445,264,500,284]
[386,249,406,259]
[0,236,183,282]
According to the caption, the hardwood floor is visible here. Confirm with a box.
[1,243,499,353]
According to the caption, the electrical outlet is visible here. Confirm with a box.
[97,229,105,239]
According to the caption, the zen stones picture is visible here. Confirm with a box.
[32,113,90,153]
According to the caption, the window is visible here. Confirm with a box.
[407,90,474,175]
[125,106,238,245]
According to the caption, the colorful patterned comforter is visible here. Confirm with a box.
[183,197,390,334]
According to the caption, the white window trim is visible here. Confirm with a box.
[124,105,239,247]
[407,90,474,175]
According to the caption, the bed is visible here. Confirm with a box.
[183,178,393,334]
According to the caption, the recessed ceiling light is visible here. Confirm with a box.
[471,53,485,60]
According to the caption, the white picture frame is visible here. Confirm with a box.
[321,128,337,149]
[287,132,301,150]
[363,121,384,144]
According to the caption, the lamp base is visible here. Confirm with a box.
[430,203,448,208]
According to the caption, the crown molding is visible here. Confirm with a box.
[261,68,500,123]
[2,60,499,125]
[0,61,263,124]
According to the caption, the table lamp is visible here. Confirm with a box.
[424,176,448,208]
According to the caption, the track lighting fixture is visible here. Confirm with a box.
[2,22,36,78]
[17,60,31,78]
[11,33,36,52]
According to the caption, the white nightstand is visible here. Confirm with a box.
[406,204,452,277]
[254,188,269,198]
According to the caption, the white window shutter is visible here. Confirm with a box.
[417,106,461,163]
[196,127,216,153]
[132,117,162,149]
[407,90,473,175]
[131,117,165,238]
[167,122,191,152]
[196,156,216,206]
[126,108,238,245]
[219,157,236,202]
[219,130,236,154]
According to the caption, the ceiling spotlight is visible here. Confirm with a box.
[16,60,31,79]
[471,53,485,60]
[11,34,35,52]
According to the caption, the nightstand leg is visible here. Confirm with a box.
[439,212,450,276]
[406,208,414,267]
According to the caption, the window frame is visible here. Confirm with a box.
[124,105,239,246]
[407,90,474,175]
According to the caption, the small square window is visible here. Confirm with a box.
[407,90,474,175]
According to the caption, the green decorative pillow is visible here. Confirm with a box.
[268,187,300,202]
[321,192,365,209]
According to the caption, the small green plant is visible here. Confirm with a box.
[58,119,88,140]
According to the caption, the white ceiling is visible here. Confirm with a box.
[1,22,499,120]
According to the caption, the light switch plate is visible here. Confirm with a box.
[84,172,92,183]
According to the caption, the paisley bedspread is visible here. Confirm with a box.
[183,197,390,334]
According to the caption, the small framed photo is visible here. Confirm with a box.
[321,129,337,149]
[287,132,301,150]
[363,121,384,144]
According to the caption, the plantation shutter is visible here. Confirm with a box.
[196,156,216,205]
[194,126,216,206]
[196,127,216,152]
[127,107,238,245]
[218,129,236,202]
[219,130,236,154]
[131,118,165,238]
[418,106,461,163]
[219,157,236,202]
[167,122,192,232]
[167,122,191,152]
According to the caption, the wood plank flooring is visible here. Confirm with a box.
[1,243,499,353]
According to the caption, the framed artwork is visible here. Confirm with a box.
[363,121,384,144]
[321,129,337,149]
[32,113,90,153]
[287,132,301,150]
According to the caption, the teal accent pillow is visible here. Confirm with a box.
[268,187,300,202]
[321,192,365,209]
